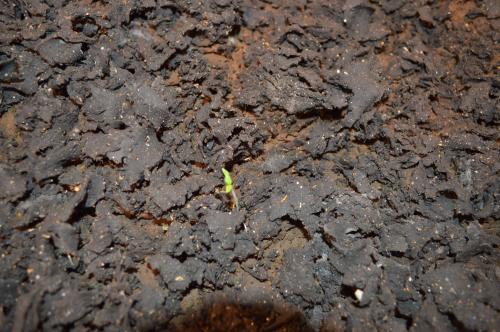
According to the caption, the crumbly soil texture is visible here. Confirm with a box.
[1,0,499,331]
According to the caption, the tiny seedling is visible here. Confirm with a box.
[221,167,239,211]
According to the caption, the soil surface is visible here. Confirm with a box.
[1,0,499,331]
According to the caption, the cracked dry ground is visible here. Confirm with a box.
[0,0,499,331]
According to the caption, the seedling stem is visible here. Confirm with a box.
[221,168,239,211]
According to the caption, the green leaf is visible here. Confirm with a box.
[221,168,233,193]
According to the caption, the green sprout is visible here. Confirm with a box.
[222,168,233,193]
[221,168,239,211]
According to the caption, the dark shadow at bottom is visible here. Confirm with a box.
[141,289,316,332]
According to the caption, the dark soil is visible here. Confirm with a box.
[1,0,499,331]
